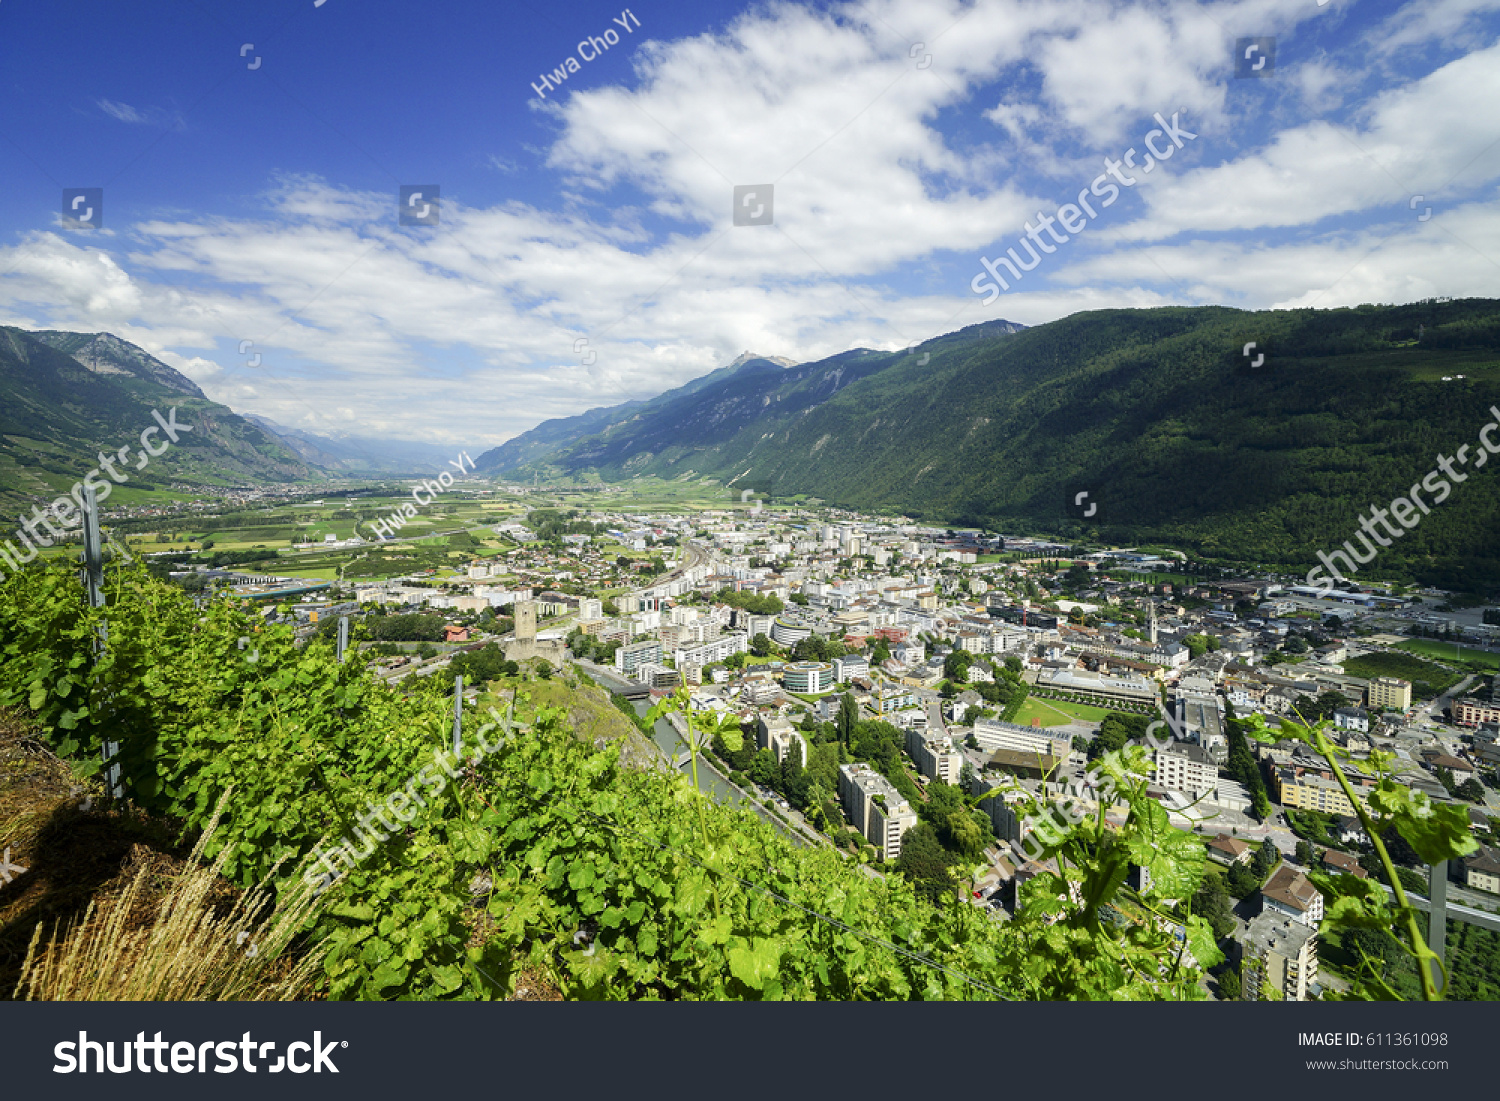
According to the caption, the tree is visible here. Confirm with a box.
[836,692,859,747]
[1217,969,1241,1000]
[749,748,778,787]
[1193,879,1236,939]
[1457,777,1487,803]
[1295,840,1317,867]
[1226,861,1261,899]
[1253,839,1279,878]
[894,823,957,904]
[943,649,973,684]
[750,633,774,657]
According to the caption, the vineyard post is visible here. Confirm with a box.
[337,615,349,663]
[80,485,123,800]
[1428,859,1449,994]
[452,674,464,755]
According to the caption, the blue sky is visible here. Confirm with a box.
[1,0,1498,448]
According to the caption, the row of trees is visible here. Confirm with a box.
[1224,714,1272,819]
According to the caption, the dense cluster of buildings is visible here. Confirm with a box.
[319,497,1498,1001]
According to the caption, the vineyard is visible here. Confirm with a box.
[0,560,1244,999]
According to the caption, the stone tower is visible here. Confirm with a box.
[515,600,538,640]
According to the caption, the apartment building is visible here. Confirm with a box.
[1455,697,1500,728]
[1174,694,1227,764]
[875,685,917,713]
[1333,706,1370,733]
[673,632,748,669]
[756,714,808,768]
[1242,913,1319,1001]
[832,655,869,683]
[969,776,1025,845]
[1461,847,1500,894]
[1368,676,1413,711]
[1154,742,1219,795]
[615,638,663,678]
[838,763,917,860]
[1274,763,1374,817]
[905,726,963,785]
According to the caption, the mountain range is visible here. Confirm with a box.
[0,327,314,512]
[241,415,457,474]
[472,352,800,475]
[0,328,463,514]
[475,302,1500,588]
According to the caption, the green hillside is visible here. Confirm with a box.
[0,327,317,513]
[524,301,1500,589]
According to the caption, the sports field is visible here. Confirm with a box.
[1395,639,1500,672]
[1012,696,1113,727]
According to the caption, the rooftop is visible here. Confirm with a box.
[1261,865,1321,914]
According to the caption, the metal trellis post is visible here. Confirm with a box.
[81,485,122,800]
[452,674,464,756]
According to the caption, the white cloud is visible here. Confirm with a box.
[1114,40,1500,240]
[0,0,1495,450]
[96,98,186,131]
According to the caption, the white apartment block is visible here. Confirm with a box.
[971,719,1070,762]
[905,726,963,785]
[837,763,917,861]
[1153,742,1219,794]
[832,656,869,682]
[757,715,808,767]
[673,632,749,669]
[615,639,663,678]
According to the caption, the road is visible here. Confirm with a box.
[1421,673,1480,722]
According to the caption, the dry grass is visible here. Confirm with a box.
[12,796,327,1001]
